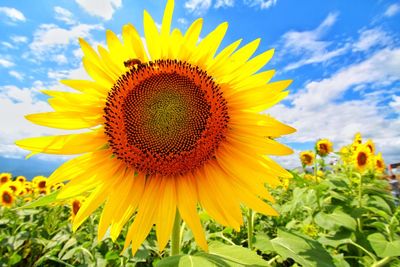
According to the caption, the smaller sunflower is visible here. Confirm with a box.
[70,197,85,222]
[0,173,11,185]
[1,188,14,207]
[316,139,333,157]
[354,132,362,145]
[365,139,375,154]
[33,176,48,190]
[299,151,315,166]
[374,153,385,173]
[16,176,26,183]
[6,181,23,196]
[353,144,371,172]
[339,145,352,164]
[51,182,64,191]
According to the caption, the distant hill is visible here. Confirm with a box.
[0,156,65,179]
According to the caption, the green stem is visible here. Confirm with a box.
[349,240,376,261]
[372,257,392,267]
[247,209,255,250]
[358,174,363,232]
[314,154,318,182]
[170,210,181,256]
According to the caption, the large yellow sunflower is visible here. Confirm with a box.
[16,0,295,254]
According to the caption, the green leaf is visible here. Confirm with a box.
[270,229,335,267]
[15,190,60,209]
[315,210,356,231]
[253,233,274,253]
[8,253,22,265]
[368,233,400,257]
[157,255,217,267]
[205,241,268,266]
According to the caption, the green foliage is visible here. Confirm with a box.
[1,163,399,266]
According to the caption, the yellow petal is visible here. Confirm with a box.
[83,57,115,87]
[110,172,146,240]
[143,10,161,60]
[26,111,103,130]
[72,177,117,231]
[122,23,148,62]
[176,174,208,251]
[97,45,124,77]
[160,0,174,57]
[191,22,228,66]
[106,30,129,68]
[60,79,109,96]
[179,18,203,60]
[156,177,176,251]
[123,177,159,255]
[16,131,106,155]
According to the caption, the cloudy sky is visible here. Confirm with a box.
[0,0,399,174]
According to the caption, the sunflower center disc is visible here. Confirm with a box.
[357,152,367,166]
[104,59,229,176]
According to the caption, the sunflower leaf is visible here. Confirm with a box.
[15,190,60,210]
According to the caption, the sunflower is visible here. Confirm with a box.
[6,181,23,196]
[0,173,12,185]
[70,197,85,221]
[1,188,14,208]
[365,139,375,154]
[316,139,333,157]
[299,151,315,166]
[353,144,371,172]
[354,132,362,145]
[16,176,26,183]
[51,182,65,191]
[339,145,352,164]
[374,153,385,173]
[33,176,48,190]
[16,0,295,254]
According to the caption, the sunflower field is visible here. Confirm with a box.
[1,133,399,267]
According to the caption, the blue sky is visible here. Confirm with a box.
[0,0,399,175]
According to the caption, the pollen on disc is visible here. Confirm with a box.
[104,59,229,176]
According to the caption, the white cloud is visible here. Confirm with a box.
[292,48,400,108]
[9,70,23,81]
[384,3,400,17]
[389,94,400,113]
[280,12,348,71]
[244,0,277,9]
[54,6,75,25]
[184,0,212,15]
[177,18,188,26]
[75,0,121,20]
[28,23,103,61]
[10,35,28,43]
[1,41,13,49]
[0,58,14,67]
[52,54,68,65]
[215,0,235,9]
[0,7,26,22]
[353,28,391,52]
[268,48,400,168]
